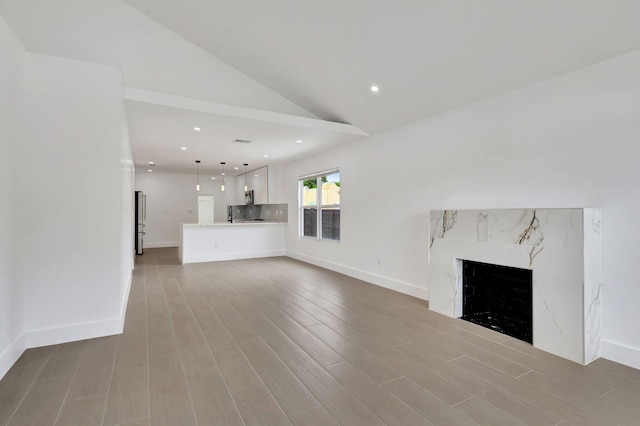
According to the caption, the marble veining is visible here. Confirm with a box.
[476,213,489,241]
[583,208,602,363]
[585,284,602,362]
[528,245,544,268]
[430,210,458,248]
[515,209,541,245]
[535,280,566,342]
[428,208,601,365]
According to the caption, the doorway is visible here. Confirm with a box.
[197,195,214,224]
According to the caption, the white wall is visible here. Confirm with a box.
[0,15,25,378]
[267,165,283,203]
[119,108,135,309]
[1,18,135,380]
[15,52,133,347]
[135,172,236,247]
[282,50,640,368]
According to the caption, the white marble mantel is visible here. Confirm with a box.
[428,208,601,364]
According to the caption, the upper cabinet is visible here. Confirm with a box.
[237,165,269,204]
[253,166,269,204]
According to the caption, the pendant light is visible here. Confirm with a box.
[220,162,226,192]
[244,163,249,192]
[195,160,201,191]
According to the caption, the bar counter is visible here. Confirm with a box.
[179,222,287,264]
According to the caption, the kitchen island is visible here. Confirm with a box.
[179,222,287,264]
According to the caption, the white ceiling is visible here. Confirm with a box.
[4,0,640,174]
[122,0,640,134]
[126,93,365,176]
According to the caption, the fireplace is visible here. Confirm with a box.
[429,208,601,364]
[461,260,532,343]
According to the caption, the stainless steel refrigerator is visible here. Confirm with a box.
[135,191,146,255]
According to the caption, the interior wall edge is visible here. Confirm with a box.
[285,250,429,301]
[0,333,26,381]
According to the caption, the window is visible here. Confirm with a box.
[299,170,340,241]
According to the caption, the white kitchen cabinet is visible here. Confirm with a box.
[236,166,269,204]
[253,166,269,204]
[235,175,245,204]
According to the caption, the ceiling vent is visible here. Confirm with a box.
[233,139,252,144]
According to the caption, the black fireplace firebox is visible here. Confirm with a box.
[461,260,533,344]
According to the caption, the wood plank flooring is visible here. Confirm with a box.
[1,247,640,425]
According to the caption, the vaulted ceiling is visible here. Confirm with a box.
[122,0,640,133]
[3,0,640,174]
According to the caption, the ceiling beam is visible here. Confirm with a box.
[124,87,368,136]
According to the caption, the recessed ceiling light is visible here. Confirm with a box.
[181,146,187,150]
[193,127,201,132]
[234,167,239,170]
[148,169,152,172]
[370,85,380,93]
[254,174,259,177]
[296,140,302,144]
[211,177,216,180]
[264,154,269,158]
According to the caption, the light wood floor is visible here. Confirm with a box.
[2,248,640,425]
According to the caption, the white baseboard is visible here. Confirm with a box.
[2,318,124,380]
[145,241,178,248]
[285,250,428,300]
[0,334,26,380]
[601,339,640,370]
[0,271,133,380]
[25,316,125,349]
[120,273,133,319]
[183,249,286,264]
[25,269,133,349]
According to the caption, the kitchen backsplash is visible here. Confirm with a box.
[230,203,288,223]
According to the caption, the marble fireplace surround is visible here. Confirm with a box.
[429,208,601,364]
